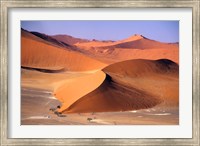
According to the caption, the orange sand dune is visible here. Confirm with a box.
[64,75,162,113]
[21,36,106,71]
[103,59,179,107]
[83,47,179,64]
[74,34,143,48]
[75,34,178,49]
[22,29,85,53]
[103,37,178,50]
[53,70,106,112]
[110,48,179,64]
[75,35,179,64]
[52,34,89,45]
[103,59,178,77]
[56,59,178,113]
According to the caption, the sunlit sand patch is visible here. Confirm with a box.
[48,96,57,100]
[146,113,172,116]
[145,109,151,112]
[153,113,171,116]
[90,119,112,125]
[129,110,137,113]
[26,115,51,120]
[22,88,51,93]
[21,93,57,101]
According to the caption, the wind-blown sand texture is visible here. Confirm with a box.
[21,29,179,125]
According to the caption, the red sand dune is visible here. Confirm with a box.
[21,32,106,71]
[75,34,179,64]
[54,70,106,112]
[52,34,89,45]
[102,35,178,50]
[57,59,178,113]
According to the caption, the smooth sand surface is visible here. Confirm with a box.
[21,69,93,91]
[53,70,106,112]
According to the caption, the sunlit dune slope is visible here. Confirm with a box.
[53,70,106,112]
[72,47,179,64]
[103,36,178,50]
[75,34,179,64]
[21,37,106,71]
[74,34,143,49]
[61,59,178,113]
[76,34,178,49]
[111,48,179,64]
[103,59,178,77]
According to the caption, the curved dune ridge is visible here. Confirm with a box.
[55,59,179,113]
[53,70,106,112]
[103,59,178,77]
[21,35,107,71]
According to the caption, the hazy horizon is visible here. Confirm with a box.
[21,20,179,43]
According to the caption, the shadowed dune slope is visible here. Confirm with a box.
[62,59,178,113]
[52,35,89,45]
[22,29,84,52]
[64,75,162,113]
[31,31,72,48]
[21,36,106,71]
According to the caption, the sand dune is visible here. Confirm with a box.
[57,59,178,113]
[53,70,106,112]
[75,34,178,49]
[22,29,86,53]
[102,36,178,50]
[103,59,178,77]
[74,34,179,64]
[52,34,89,45]
[74,34,143,48]
[21,36,106,71]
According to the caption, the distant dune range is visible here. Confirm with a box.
[74,34,179,64]
[21,29,179,114]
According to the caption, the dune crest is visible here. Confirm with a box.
[53,70,106,112]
